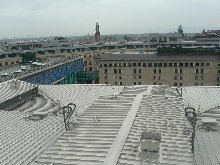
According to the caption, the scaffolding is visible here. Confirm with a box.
[77,71,99,84]
[59,71,99,84]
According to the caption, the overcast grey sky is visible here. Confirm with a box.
[0,0,220,38]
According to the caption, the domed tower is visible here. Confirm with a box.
[95,22,101,42]
[178,25,184,37]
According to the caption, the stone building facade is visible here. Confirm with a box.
[99,53,220,86]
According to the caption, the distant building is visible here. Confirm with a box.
[99,52,220,86]
[95,22,101,42]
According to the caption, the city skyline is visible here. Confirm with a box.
[1,0,220,39]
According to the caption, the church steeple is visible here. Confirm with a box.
[178,25,184,37]
[95,22,101,42]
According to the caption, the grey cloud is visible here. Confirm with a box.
[0,0,220,38]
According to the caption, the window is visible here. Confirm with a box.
[89,61,92,65]
[139,76,142,79]
[153,76,156,80]
[158,63,162,67]
[133,63,137,67]
[104,64,107,67]
[180,83,182,86]
[138,63,141,67]
[113,63,117,67]
[154,69,156,74]
[143,63,146,67]
[185,63,188,67]
[218,70,220,73]
[119,69,122,74]
[195,69,199,74]
[89,67,92,71]
[196,63,199,66]
[154,82,157,85]
[206,63,210,66]
[174,76,177,80]
[118,63,122,67]
[174,63,178,67]
[139,69,141,74]
[99,64,103,67]
[201,63,204,66]
[148,63,152,67]
[119,76,122,79]
[115,82,117,85]
[158,76,161,80]
[180,69,183,73]
[174,69,178,73]
[134,82,137,85]
[114,76,118,79]
[138,82,141,85]
[179,63,183,67]
[119,82,123,85]
[134,69,136,74]
[104,69,108,74]
[201,69,204,74]
[169,63,173,67]
[195,83,198,86]
[109,64,112,67]
[11,62,14,65]
[190,63,194,67]
[123,63,126,67]
[154,63,158,67]
[179,76,183,80]
[164,63,167,67]
[174,83,177,86]
[128,63,132,67]
[114,69,117,73]
[105,82,108,84]
[159,69,161,74]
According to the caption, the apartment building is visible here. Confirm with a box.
[99,53,220,86]
[0,52,22,66]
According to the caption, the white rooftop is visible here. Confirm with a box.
[1,83,219,164]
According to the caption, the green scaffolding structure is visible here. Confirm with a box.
[59,72,77,84]
[77,71,99,84]
[59,71,99,84]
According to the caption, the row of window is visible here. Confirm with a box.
[104,68,205,74]
[107,81,220,86]
[106,75,204,81]
[0,61,19,66]
[100,62,211,68]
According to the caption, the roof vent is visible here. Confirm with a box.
[137,132,161,162]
